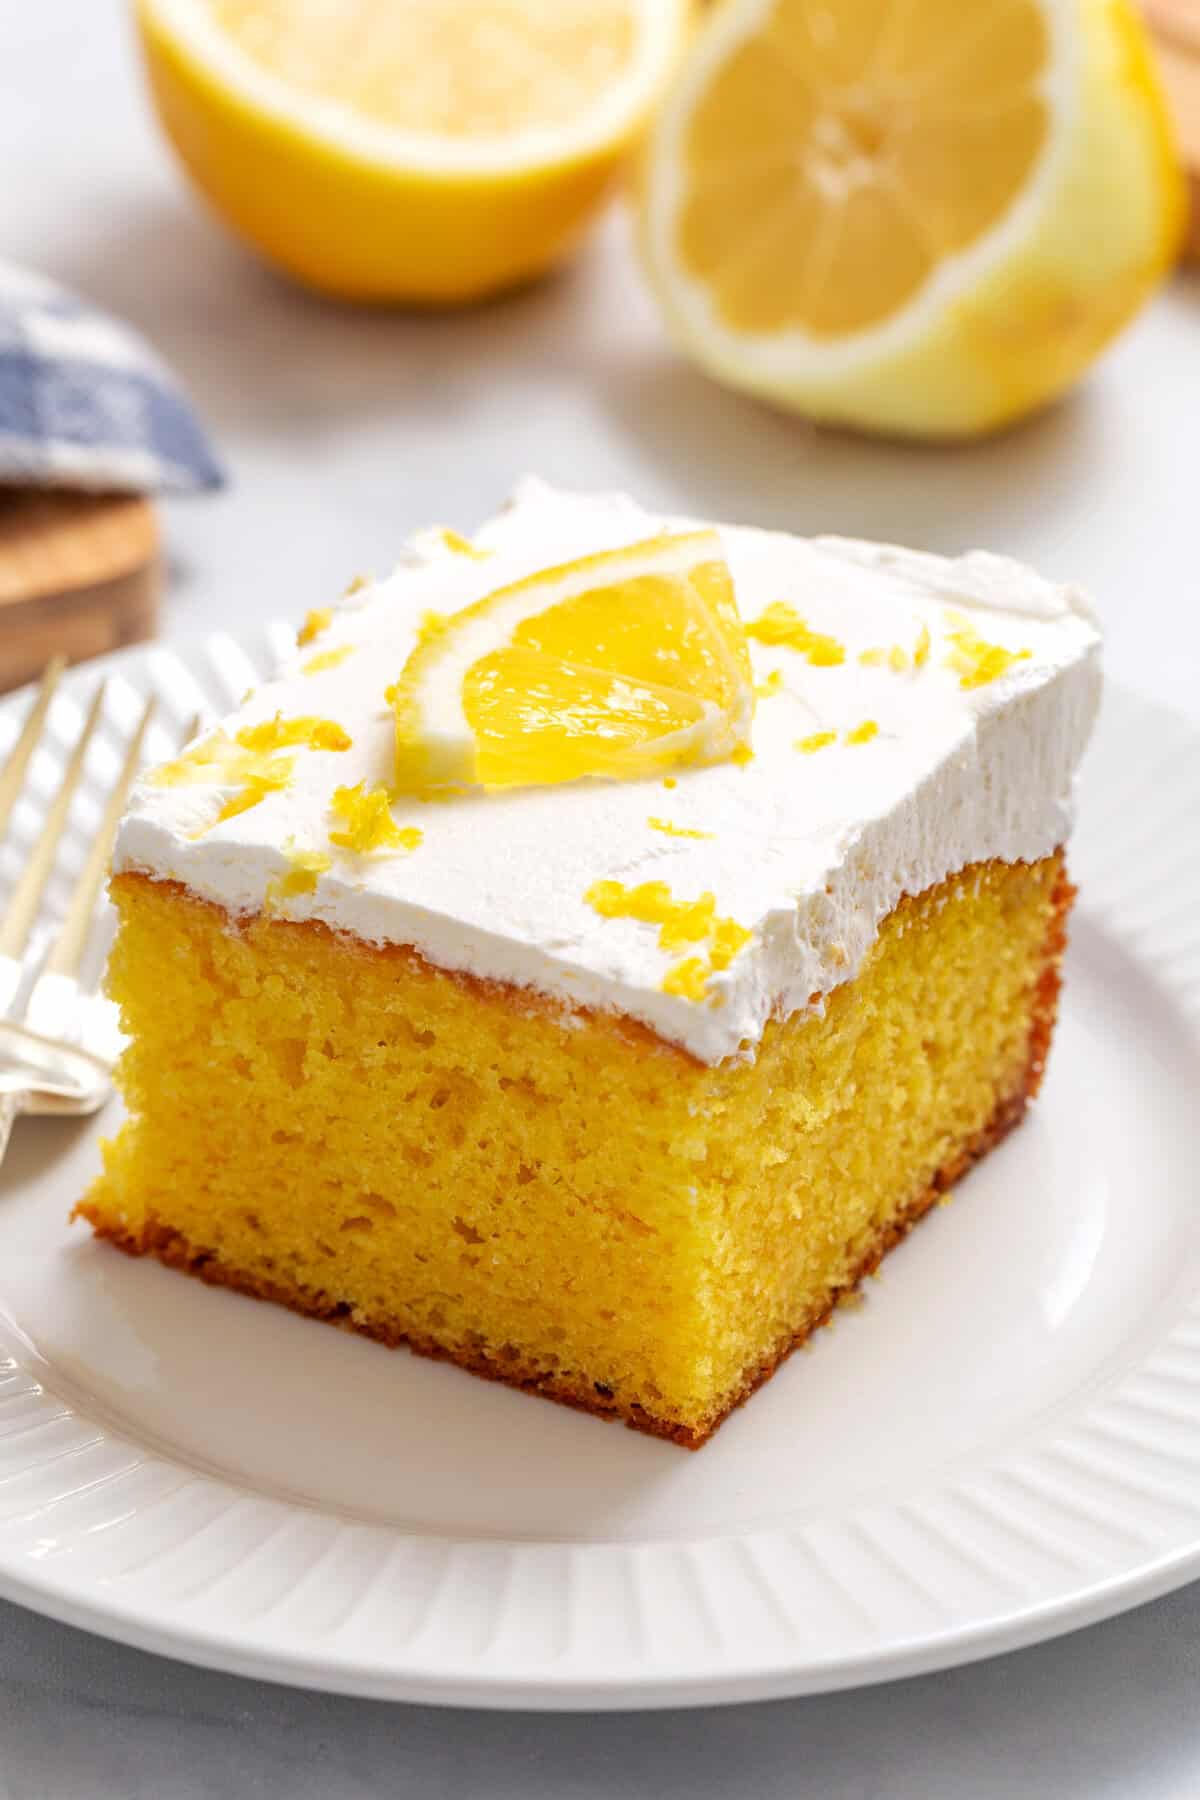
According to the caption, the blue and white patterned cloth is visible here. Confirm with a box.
[0,260,223,494]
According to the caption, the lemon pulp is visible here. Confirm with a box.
[205,0,636,139]
[680,0,1050,338]
[640,0,1183,436]
[138,0,688,302]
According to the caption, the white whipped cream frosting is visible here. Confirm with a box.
[115,480,1102,1064]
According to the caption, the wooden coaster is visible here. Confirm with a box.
[0,489,160,694]
[1141,0,1200,260]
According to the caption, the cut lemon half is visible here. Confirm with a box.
[392,532,753,792]
[639,0,1184,437]
[136,0,689,303]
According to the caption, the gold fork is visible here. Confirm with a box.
[0,658,156,1161]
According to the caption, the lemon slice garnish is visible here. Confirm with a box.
[639,0,1183,437]
[392,532,754,794]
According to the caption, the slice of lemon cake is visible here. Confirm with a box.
[76,481,1101,1447]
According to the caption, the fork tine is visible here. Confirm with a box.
[43,693,156,980]
[0,681,107,961]
[0,656,66,845]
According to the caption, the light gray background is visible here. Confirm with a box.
[3,6,1199,1795]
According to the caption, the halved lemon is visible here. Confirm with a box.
[639,0,1184,437]
[391,532,753,792]
[136,0,689,303]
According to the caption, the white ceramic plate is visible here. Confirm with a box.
[0,634,1198,1710]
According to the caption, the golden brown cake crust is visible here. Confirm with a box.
[75,864,1075,1450]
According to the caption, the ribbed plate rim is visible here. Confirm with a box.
[0,633,1197,1709]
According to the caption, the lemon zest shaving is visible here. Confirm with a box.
[647,817,714,840]
[746,603,844,666]
[438,528,490,559]
[152,730,296,836]
[209,770,292,827]
[586,879,715,950]
[914,623,931,668]
[264,840,332,912]
[303,645,355,675]
[297,608,333,647]
[796,730,837,754]
[236,714,351,754]
[754,668,784,699]
[329,781,422,855]
[150,732,236,786]
[661,957,710,1002]
[846,719,879,745]
[860,643,911,671]
[708,916,752,972]
[585,879,750,1002]
[944,626,1032,690]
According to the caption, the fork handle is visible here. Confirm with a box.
[0,1092,19,1166]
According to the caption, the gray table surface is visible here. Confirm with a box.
[3,6,1200,1795]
